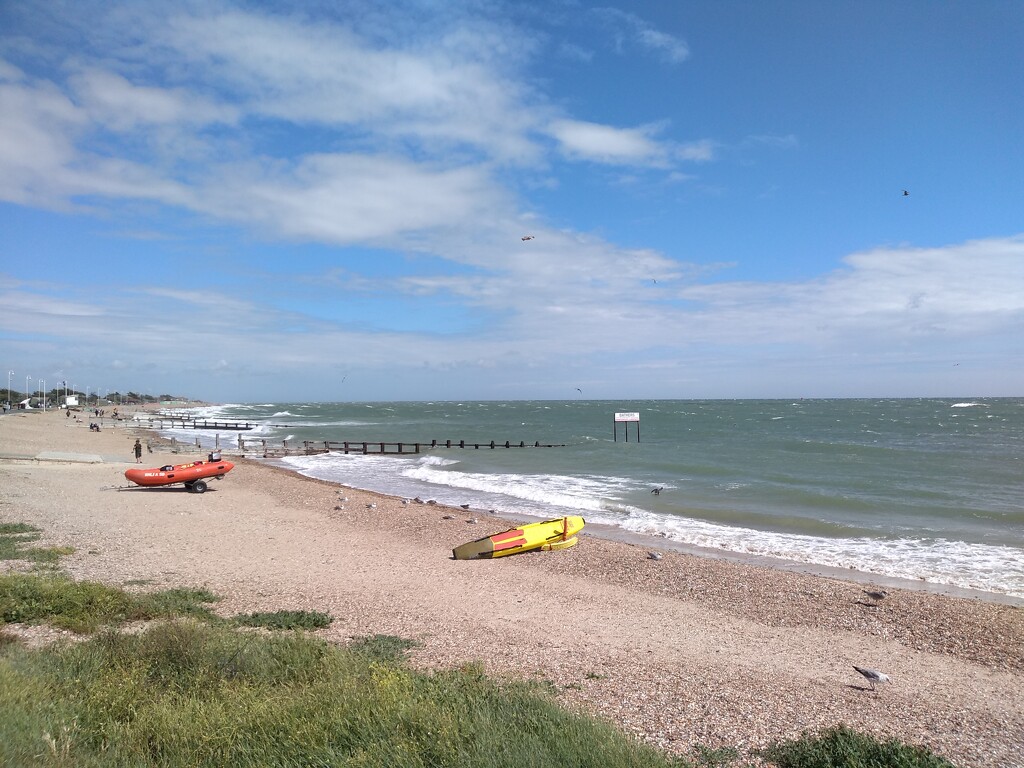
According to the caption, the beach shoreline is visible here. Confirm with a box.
[2,409,1023,767]
[272,456,1024,609]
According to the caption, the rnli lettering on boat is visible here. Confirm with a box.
[124,452,235,494]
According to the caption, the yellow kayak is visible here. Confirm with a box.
[453,516,585,560]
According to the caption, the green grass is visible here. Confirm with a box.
[759,725,958,768]
[0,523,74,564]
[0,523,39,536]
[0,620,686,768]
[232,609,333,631]
[0,573,220,633]
[347,633,420,663]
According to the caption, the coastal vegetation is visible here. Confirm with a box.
[0,523,957,767]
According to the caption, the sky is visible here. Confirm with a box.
[1,0,1022,403]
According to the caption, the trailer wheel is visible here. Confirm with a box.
[191,480,208,494]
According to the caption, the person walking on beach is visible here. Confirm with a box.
[133,439,143,463]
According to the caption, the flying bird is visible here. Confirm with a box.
[902,190,909,196]
[521,235,535,241]
[853,666,891,691]
[576,388,582,394]
[651,487,663,496]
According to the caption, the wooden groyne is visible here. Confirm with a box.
[237,438,565,458]
[138,418,256,431]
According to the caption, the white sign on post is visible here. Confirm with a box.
[614,412,640,422]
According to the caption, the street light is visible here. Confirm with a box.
[39,379,45,411]
[6,369,12,410]
[26,375,31,408]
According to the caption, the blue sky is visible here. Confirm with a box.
[1,0,1022,402]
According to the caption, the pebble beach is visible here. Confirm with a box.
[1,407,1022,767]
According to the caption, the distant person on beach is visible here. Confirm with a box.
[133,439,143,463]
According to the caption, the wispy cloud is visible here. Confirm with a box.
[547,118,673,166]
[591,7,690,64]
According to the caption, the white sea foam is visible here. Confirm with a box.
[585,507,1024,598]
[417,455,460,467]
[951,402,988,408]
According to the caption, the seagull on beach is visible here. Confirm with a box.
[853,666,891,691]
[863,589,888,605]
[647,552,663,561]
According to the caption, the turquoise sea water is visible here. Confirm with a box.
[160,398,1024,599]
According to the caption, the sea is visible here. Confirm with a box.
[152,398,1024,602]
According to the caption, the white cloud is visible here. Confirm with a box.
[2,235,1022,398]
[69,69,238,131]
[159,7,542,163]
[547,118,672,166]
[199,153,505,245]
[592,8,690,64]
[677,237,1024,345]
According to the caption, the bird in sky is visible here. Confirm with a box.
[902,189,909,196]
[521,235,535,241]
[853,666,891,691]
[576,387,582,393]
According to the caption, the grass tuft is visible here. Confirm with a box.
[761,725,958,768]
[348,633,420,664]
[233,610,332,630]
[0,574,219,633]
[0,523,40,536]
[0,522,74,564]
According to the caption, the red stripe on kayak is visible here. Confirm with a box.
[491,529,527,551]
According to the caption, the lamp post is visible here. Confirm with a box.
[26,375,31,407]
[40,379,46,411]
[6,370,12,409]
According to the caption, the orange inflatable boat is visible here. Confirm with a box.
[125,452,234,493]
